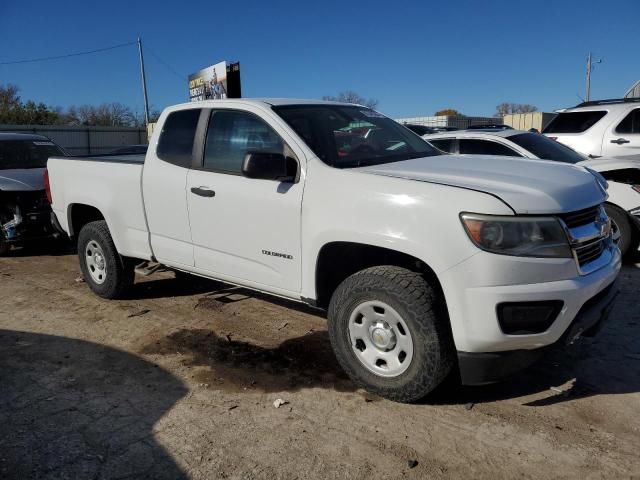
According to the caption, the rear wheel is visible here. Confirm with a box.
[328,266,454,403]
[605,203,639,259]
[77,220,134,299]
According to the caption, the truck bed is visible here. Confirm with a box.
[68,154,146,164]
[47,156,152,260]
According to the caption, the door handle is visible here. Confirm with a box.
[191,187,216,197]
[610,138,630,144]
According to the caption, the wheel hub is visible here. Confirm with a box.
[369,322,396,350]
[85,240,107,285]
[347,300,414,378]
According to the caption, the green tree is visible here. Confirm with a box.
[434,108,461,116]
[0,83,61,125]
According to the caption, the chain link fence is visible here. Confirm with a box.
[395,115,503,129]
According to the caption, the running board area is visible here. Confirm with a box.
[134,261,169,277]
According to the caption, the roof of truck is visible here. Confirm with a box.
[170,98,364,109]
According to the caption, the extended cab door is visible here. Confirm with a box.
[602,107,640,160]
[143,108,203,267]
[186,107,304,294]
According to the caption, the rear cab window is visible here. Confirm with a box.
[543,111,607,133]
[0,140,64,170]
[508,133,584,163]
[157,109,202,167]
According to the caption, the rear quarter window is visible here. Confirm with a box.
[615,108,640,134]
[157,109,201,167]
[543,111,607,133]
[459,139,520,156]
[429,138,455,153]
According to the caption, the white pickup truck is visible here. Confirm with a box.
[47,99,621,402]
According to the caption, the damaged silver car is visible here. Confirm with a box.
[0,133,65,255]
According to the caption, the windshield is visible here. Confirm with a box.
[0,139,64,170]
[272,105,441,168]
[509,133,586,164]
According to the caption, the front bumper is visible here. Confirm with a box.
[458,279,619,385]
[440,245,621,353]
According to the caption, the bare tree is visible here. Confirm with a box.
[64,102,137,126]
[322,90,379,109]
[495,103,538,117]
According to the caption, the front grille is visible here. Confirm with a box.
[575,239,605,267]
[559,205,600,228]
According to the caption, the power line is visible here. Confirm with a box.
[145,47,187,81]
[0,41,137,65]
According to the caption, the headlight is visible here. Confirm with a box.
[460,213,572,258]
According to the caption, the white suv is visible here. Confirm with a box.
[542,98,640,161]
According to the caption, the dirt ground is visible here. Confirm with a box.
[1,247,639,479]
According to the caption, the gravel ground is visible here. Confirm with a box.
[1,247,639,479]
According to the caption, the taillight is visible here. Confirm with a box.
[44,168,53,204]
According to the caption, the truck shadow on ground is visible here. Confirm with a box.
[0,330,188,479]
[140,329,357,394]
[136,265,640,405]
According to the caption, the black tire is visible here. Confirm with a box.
[605,203,639,259]
[77,220,134,299]
[327,265,454,403]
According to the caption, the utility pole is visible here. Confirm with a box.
[137,37,150,126]
[585,52,602,102]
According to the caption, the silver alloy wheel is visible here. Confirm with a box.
[85,240,107,284]
[348,300,414,377]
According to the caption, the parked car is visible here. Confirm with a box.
[423,129,640,257]
[47,99,620,403]
[466,124,514,131]
[109,144,148,155]
[402,124,438,136]
[543,98,640,161]
[0,133,65,254]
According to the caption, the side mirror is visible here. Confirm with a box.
[242,152,297,182]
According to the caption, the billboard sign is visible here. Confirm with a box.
[188,61,241,102]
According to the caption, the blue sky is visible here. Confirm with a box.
[1,0,638,118]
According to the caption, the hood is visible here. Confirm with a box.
[358,155,606,214]
[577,156,640,173]
[0,168,46,191]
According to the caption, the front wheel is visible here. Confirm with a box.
[77,220,134,299]
[605,203,639,259]
[327,266,454,403]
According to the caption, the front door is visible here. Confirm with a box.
[186,108,304,294]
